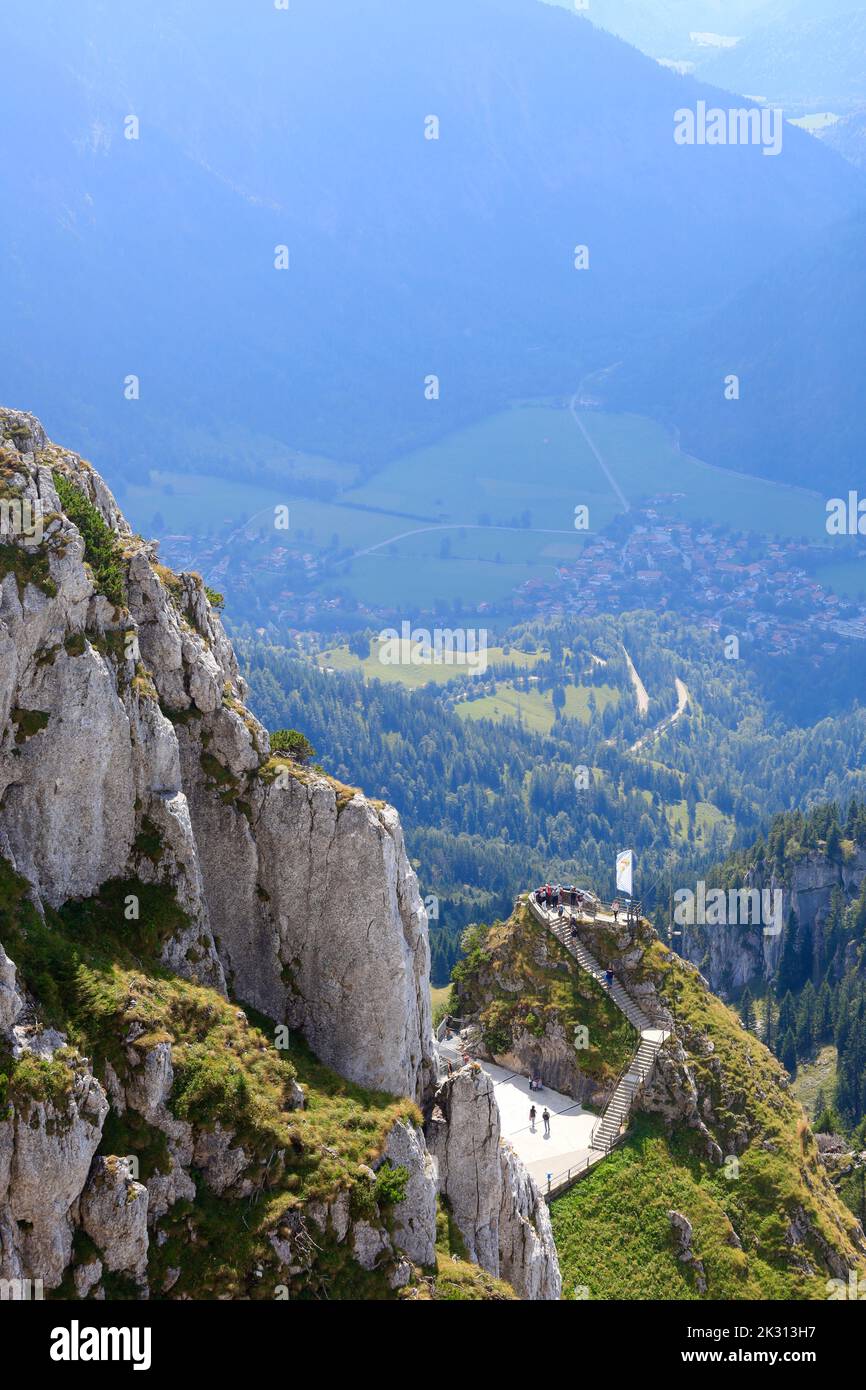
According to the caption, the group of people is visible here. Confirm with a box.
[535,883,588,911]
[535,883,630,925]
[528,1103,551,1137]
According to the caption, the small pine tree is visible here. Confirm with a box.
[777,990,797,1042]
[780,1028,798,1076]
[269,728,316,764]
[740,986,757,1034]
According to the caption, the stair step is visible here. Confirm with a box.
[530,893,673,1154]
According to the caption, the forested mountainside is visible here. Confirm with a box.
[697,1,866,114]
[237,616,866,983]
[1,0,863,492]
[604,202,866,492]
[687,801,866,1138]
[819,109,866,169]
[0,407,560,1301]
[454,898,866,1298]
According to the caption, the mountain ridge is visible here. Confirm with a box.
[0,405,559,1299]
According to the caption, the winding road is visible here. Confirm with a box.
[630,675,690,753]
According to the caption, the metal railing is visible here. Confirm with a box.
[543,1128,630,1200]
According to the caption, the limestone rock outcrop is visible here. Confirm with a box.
[685,848,866,998]
[381,1119,438,1268]
[0,407,543,1300]
[426,1063,561,1300]
[0,1028,108,1287]
[80,1157,149,1280]
[0,407,433,1103]
[498,1140,562,1301]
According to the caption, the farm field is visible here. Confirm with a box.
[455,680,621,733]
[315,640,543,688]
[313,407,830,610]
[130,405,832,616]
[121,469,289,537]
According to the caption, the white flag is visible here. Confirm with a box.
[615,849,634,897]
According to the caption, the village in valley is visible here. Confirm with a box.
[157,494,866,660]
[510,497,866,659]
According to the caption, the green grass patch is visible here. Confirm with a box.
[0,541,57,598]
[10,707,50,743]
[53,470,127,608]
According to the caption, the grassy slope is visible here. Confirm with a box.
[551,926,866,1300]
[1,856,505,1300]
[456,681,620,734]
[316,641,542,688]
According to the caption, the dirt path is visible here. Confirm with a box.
[622,645,649,717]
[569,394,630,512]
[630,676,690,753]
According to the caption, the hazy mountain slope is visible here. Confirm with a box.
[0,0,862,495]
[604,205,866,491]
[698,2,866,112]
[819,109,866,168]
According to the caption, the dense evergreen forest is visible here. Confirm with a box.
[234,612,866,1000]
[717,802,866,1137]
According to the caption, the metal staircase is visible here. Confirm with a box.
[528,895,670,1156]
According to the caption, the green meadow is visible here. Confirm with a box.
[316,640,543,689]
[129,405,831,613]
[455,680,620,734]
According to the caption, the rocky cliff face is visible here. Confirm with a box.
[0,408,432,1101]
[426,1063,562,1301]
[685,849,866,997]
[0,407,553,1301]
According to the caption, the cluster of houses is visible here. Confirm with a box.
[511,503,866,657]
[158,499,866,656]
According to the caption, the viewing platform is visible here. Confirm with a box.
[440,887,672,1200]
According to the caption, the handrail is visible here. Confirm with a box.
[591,1053,654,1136]
[544,1129,630,1199]
[527,887,670,1166]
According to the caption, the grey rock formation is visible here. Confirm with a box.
[81,1157,149,1279]
[427,1064,502,1272]
[0,942,24,1033]
[490,1022,608,1106]
[381,1119,437,1267]
[668,1209,707,1294]
[498,1142,562,1300]
[685,848,866,997]
[426,1063,562,1299]
[182,764,435,1101]
[0,1033,108,1287]
[0,407,434,1103]
[0,407,547,1299]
